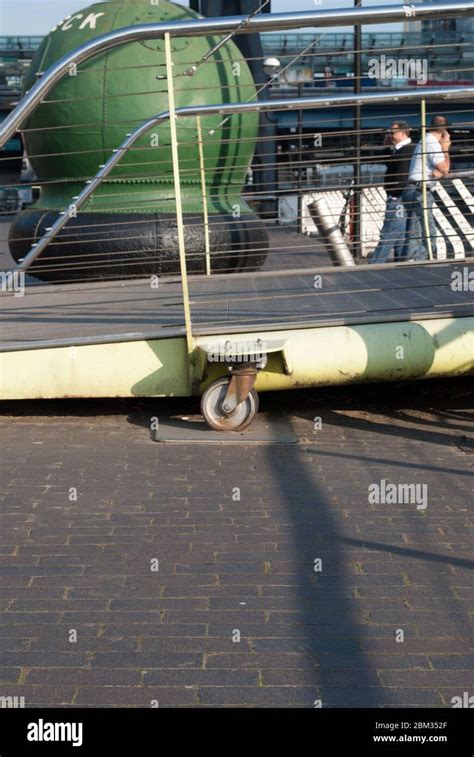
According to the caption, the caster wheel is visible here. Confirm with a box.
[201,377,259,432]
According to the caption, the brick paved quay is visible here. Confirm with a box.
[0,378,473,708]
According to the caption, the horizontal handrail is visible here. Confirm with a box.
[448,169,474,179]
[16,84,474,273]
[1,2,474,147]
[3,31,474,61]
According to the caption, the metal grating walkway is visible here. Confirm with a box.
[0,262,472,351]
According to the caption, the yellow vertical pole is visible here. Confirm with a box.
[421,99,434,261]
[197,116,211,276]
[164,32,194,385]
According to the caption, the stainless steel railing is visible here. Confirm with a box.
[14,85,474,274]
[1,1,474,147]
[2,0,474,298]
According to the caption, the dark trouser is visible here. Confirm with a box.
[400,185,437,261]
[368,197,407,264]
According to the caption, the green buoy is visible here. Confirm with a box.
[9,0,268,280]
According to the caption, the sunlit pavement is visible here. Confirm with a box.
[0,378,472,707]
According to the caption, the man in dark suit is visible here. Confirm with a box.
[368,121,415,264]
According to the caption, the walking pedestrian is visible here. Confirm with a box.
[368,121,414,264]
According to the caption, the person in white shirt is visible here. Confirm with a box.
[400,115,451,260]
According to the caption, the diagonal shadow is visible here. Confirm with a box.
[265,442,382,707]
[340,537,474,572]
[301,446,473,478]
[315,408,473,451]
[340,536,474,644]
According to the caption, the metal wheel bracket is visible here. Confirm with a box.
[221,363,258,416]
[196,337,293,381]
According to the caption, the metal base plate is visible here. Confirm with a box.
[152,415,298,444]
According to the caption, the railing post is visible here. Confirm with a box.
[164,32,194,384]
[197,116,211,276]
[421,98,434,261]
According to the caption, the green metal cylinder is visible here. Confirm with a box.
[9,0,269,279]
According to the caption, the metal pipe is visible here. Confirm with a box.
[421,98,434,261]
[197,117,212,276]
[15,85,474,273]
[297,81,303,233]
[1,2,473,147]
[307,196,356,266]
[164,33,194,366]
[353,0,362,262]
[0,316,471,399]
[448,170,474,179]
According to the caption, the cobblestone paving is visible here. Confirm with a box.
[0,379,473,707]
